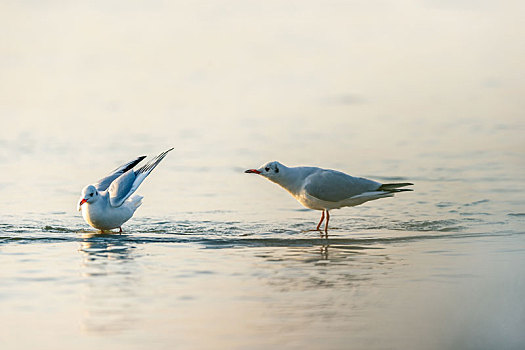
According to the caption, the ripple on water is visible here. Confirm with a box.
[362,218,466,232]
[463,199,490,207]
[43,225,78,233]
[1,209,520,252]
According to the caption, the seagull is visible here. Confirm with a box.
[77,148,173,232]
[245,161,413,234]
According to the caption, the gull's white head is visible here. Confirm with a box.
[77,185,99,211]
[245,161,285,182]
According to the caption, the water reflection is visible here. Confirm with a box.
[79,232,135,264]
[248,240,397,293]
[78,233,141,335]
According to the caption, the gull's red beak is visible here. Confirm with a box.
[79,198,87,206]
[245,169,261,174]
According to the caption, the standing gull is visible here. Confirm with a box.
[77,148,173,232]
[245,161,412,234]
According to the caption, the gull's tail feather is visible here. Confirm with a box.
[128,195,143,210]
[378,183,414,193]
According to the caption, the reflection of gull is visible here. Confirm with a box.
[258,244,395,292]
[79,233,134,262]
[245,161,413,234]
[77,148,173,232]
[78,234,139,335]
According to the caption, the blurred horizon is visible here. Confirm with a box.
[1,0,524,218]
[2,1,524,134]
[2,2,523,168]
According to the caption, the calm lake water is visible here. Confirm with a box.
[1,1,525,349]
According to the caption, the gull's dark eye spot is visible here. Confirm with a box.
[90,193,93,197]
[265,167,270,171]
[275,168,279,173]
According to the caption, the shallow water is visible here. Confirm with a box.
[1,1,525,349]
[1,143,524,350]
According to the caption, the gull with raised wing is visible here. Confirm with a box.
[77,148,173,232]
[245,161,413,234]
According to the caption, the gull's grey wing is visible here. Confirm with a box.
[95,156,146,191]
[108,148,173,207]
[304,170,381,202]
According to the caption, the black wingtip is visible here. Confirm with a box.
[378,182,414,193]
[119,156,147,173]
[136,148,173,174]
[378,182,413,190]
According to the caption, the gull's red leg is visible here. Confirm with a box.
[119,227,123,233]
[324,211,330,235]
[316,210,325,231]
